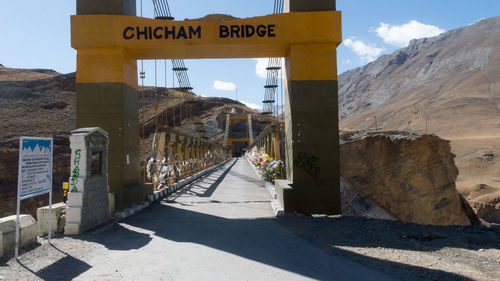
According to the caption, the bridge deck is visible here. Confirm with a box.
[4,158,395,281]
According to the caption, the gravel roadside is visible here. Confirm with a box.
[278,215,500,281]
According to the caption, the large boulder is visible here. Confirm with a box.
[340,177,397,221]
[340,131,480,226]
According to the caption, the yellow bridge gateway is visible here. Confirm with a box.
[72,0,342,215]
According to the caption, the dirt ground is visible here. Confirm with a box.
[280,215,500,281]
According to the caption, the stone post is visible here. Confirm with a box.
[65,127,110,235]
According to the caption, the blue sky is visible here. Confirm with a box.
[0,0,498,111]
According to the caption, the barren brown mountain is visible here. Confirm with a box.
[339,16,500,222]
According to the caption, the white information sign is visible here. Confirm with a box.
[16,137,53,259]
[18,137,53,198]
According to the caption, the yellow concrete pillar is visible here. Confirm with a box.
[274,130,281,161]
[284,43,340,214]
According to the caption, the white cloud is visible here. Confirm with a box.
[241,101,262,111]
[344,38,384,63]
[254,58,285,79]
[375,20,445,47]
[213,80,236,91]
[254,58,268,79]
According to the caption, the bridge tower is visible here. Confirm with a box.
[279,0,341,214]
[223,112,253,155]
[74,0,145,212]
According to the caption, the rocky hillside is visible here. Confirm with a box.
[339,17,500,222]
[339,17,499,135]
[0,64,279,217]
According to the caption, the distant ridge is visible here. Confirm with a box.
[190,14,239,22]
[339,16,500,138]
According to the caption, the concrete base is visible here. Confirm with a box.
[64,223,81,236]
[0,215,37,258]
[271,199,285,217]
[284,79,341,215]
[275,180,296,213]
[111,183,154,212]
[76,83,141,192]
[37,203,67,236]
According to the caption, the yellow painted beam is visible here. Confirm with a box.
[286,43,338,81]
[229,116,249,120]
[76,47,138,88]
[71,11,341,59]
[227,138,251,144]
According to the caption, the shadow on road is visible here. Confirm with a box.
[17,244,91,281]
[200,158,238,197]
[116,202,478,280]
[277,214,500,252]
[164,158,238,201]
[78,223,153,251]
[64,157,497,280]
[277,215,499,280]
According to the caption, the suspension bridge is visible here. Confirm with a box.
[70,0,341,228]
[2,1,409,279]
[122,0,289,209]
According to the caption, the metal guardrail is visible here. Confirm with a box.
[145,126,231,189]
[148,153,230,189]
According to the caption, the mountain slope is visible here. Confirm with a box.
[339,16,500,222]
[339,17,499,137]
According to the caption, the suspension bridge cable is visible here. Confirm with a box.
[152,0,194,94]
[262,0,284,116]
[151,0,195,129]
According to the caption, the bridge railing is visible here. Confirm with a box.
[145,127,231,190]
[246,124,285,182]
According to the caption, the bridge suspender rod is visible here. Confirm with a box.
[154,59,159,131]
[152,0,194,127]
[262,0,284,116]
[165,60,168,128]
[152,0,194,94]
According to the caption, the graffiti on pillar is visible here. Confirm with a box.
[70,149,82,192]
[294,152,320,179]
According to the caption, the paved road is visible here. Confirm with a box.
[5,158,398,281]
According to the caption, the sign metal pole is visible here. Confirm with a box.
[15,137,53,259]
[15,137,22,258]
[48,138,53,243]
